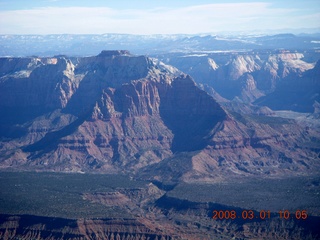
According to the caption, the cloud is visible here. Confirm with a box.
[0,2,319,34]
[0,7,115,34]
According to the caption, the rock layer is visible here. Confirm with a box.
[164,50,319,109]
[0,51,319,181]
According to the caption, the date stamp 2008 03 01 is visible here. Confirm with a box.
[212,209,308,220]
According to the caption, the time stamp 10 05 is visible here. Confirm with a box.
[212,210,308,220]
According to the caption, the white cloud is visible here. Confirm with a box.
[0,3,318,34]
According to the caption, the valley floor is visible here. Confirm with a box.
[0,172,319,239]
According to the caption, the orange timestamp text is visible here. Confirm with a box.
[212,209,308,220]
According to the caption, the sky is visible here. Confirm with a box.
[0,0,319,35]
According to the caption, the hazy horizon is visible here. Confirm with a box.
[0,0,319,35]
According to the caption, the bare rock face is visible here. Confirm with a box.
[0,51,226,174]
[0,51,319,181]
[165,50,318,107]
[224,51,315,95]
[227,55,261,80]
[0,215,173,240]
[159,75,226,152]
[0,57,81,124]
[255,59,320,112]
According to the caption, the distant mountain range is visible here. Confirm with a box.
[1,33,320,57]
[1,33,319,113]
[158,50,320,112]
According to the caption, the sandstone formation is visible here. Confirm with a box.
[0,51,319,182]
[164,50,319,110]
[255,59,320,112]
